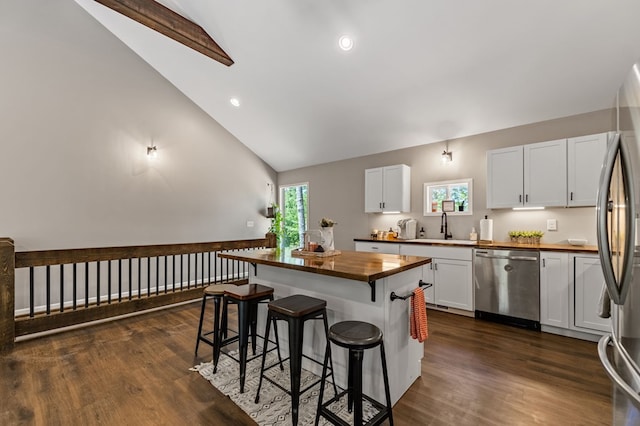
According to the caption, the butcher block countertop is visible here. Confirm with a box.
[218,248,432,282]
[354,238,598,254]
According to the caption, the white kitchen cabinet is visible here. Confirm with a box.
[486,146,524,208]
[487,139,567,208]
[573,255,610,332]
[539,251,569,328]
[364,164,410,213]
[354,241,400,255]
[524,139,567,207]
[567,133,608,207]
[399,244,473,311]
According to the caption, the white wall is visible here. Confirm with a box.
[1,0,276,251]
[279,109,615,249]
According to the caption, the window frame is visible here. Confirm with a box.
[423,178,473,216]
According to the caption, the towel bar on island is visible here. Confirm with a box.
[389,280,433,301]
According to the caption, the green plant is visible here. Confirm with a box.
[319,217,337,227]
[267,203,283,246]
[508,230,544,242]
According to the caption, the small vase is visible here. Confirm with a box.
[320,227,335,251]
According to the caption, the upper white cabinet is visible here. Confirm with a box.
[524,139,567,207]
[487,139,566,208]
[486,146,524,208]
[567,133,608,207]
[487,133,606,209]
[365,164,410,213]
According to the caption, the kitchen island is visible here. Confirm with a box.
[218,249,431,405]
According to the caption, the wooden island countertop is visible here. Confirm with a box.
[218,248,432,283]
[218,248,430,404]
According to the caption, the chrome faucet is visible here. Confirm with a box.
[441,212,452,240]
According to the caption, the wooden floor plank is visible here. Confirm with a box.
[0,304,611,425]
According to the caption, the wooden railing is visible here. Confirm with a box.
[0,234,276,352]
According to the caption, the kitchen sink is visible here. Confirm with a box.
[404,238,478,245]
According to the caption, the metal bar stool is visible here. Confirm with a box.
[254,294,337,426]
[194,284,240,356]
[215,283,282,393]
[315,321,393,426]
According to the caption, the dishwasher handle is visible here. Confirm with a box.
[475,252,538,262]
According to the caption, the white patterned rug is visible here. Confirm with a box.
[191,350,380,426]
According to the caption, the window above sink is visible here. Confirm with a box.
[423,178,473,217]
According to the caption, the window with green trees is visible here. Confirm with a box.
[423,178,473,216]
[279,183,309,249]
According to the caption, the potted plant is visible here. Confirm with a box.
[267,203,283,248]
[319,217,337,251]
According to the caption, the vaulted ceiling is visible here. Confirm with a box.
[76,0,640,172]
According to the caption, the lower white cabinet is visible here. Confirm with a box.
[400,245,473,312]
[539,251,610,338]
[573,255,610,333]
[539,251,569,328]
[354,241,400,255]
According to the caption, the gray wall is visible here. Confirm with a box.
[279,109,615,249]
[1,0,276,250]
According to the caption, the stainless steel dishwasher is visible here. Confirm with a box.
[474,248,540,330]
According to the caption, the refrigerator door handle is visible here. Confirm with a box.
[598,334,640,407]
[596,133,636,305]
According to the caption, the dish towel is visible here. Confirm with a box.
[410,287,429,342]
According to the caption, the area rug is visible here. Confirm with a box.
[191,350,379,426]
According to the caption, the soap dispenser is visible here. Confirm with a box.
[470,227,478,241]
[419,227,425,238]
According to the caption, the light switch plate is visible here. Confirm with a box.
[547,219,557,231]
[246,221,254,228]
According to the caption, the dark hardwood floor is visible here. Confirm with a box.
[0,303,611,425]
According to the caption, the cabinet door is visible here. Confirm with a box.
[364,168,383,213]
[574,256,610,332]
[540,251,569,328]
[433,258,473,311]
[382,165,410,213]
[524,139,567,207]
[486,146,524,208]
[567,133,608,207]
[423,263,435,304]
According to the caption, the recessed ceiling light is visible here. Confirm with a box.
[338,35,354,51]
[230,97,240,107]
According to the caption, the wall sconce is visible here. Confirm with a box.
[441,141,453,164]
[147,144,158,160]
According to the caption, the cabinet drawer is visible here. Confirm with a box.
[400,244,472,261]
[355,242,400,254]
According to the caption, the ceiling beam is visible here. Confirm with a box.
[94,0,234,66]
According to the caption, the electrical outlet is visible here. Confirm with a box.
[547,219,557,231]
[246,221,254,228]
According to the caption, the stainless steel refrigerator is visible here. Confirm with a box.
[597,59,640,425]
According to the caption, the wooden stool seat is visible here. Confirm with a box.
[203,283,239,296]
[224,283,274,300]
[267,294,327,318]
[329,320,383,349]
